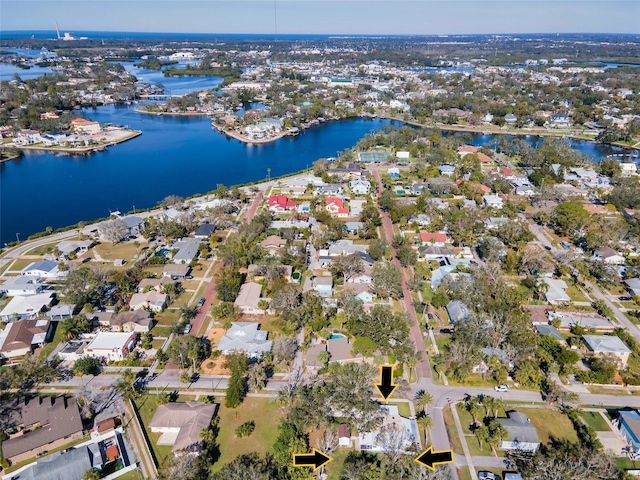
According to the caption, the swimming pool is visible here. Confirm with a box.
[155,248,171,257]
[329,333,346,340]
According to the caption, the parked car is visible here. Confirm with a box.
[494,385,509,392]
[619,296,632,301]
[197,296,205,307]
[440,328,454,334]
[478,473,499,480]
[183,323,192,334]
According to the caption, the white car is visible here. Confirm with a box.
[494,385,509,392]
[478,472,498,480]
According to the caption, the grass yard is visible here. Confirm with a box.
[443,405,464,456]
[516,408,578,445]
[115,470,143,480]
[565,283,589,303]
[211,397,284,473]
[588,386,630,395]
[94,241,139,261]
[133,395,173,465]
[388,401,411,418]
[579,411,610,431]
[325,447,352,480]
[9,258,38,271]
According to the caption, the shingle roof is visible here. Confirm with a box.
[498,411,540,444]
[583,335,632,354]
[150,402,218,452]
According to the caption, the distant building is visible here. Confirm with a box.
[1,276,45,297]
[0,292,55,321]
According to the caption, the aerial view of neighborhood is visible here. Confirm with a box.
[0,1,639,479]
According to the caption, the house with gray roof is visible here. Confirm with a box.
[56,240,93,258]
[13,444,101,480]
[497,411,540,452]
[482,194,504,209]
[616,410,640,454]
[535,324,565,343]
[583,335,632,369]
[172,238,202,264]
[418,246,454,262]
[150,401,218,454]
[446,300,470,324]
[625,278,640,297]
[122,216,145,236]
[0,292,55,321]
[328,240,368,257]
[1,276,45,297]
[217,322,272,358]
[541,278,571,304]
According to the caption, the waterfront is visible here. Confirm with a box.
[0,106,397,245]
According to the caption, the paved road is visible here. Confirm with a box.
[373,170,432,381]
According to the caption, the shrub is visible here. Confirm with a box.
[235,421,255,437]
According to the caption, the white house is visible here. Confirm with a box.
[1,276,45,297]
[21,260,66,279]
[129,291,167,312]
[217,322,272,358]
[594,247,625,265]
[349,178,371,195]
[542,278,571,304]
[84,332,137,362]
[56,240,93,258]
[0,292,55,321]
[358,405,420,453]
[483,194,504,209]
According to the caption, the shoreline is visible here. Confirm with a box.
[1,130,142,157]
[134,108,207,117]
[210,122,289,144]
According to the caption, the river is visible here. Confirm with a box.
[0,107,398,244]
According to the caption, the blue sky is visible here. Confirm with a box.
[1,0,638,35]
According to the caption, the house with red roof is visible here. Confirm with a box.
[476,152,493,163]
[325,197,350,218]
[268,195,297,213]
[492,166,515,180]
[457,145,479,157]
[419,231,448,247]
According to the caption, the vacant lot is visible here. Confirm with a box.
[212,397,284,472]
[580,411,610,431]
[515,407,578,445]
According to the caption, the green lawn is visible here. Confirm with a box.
[388,401,411,418]
[565,283,589,303]
[114,470,143,480]
[9,258,37,271]
[325,447,352,480]
[94,241,140,261]
[212,397,284,473]
[516,408,578,445]
[443,405,464,456]
[579,411,610,431]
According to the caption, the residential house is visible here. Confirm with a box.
[408,214,431,227]
[84,332,137,362]
[217,322,272,358]
[418,246,455,262]
[477,152,493,164]
[358,404,420,453]
[137,277,176,293]
[268,195,297,213]
[347,264,373,284]
[349,178,371,195]
[412,183,430,195]
[473,347,513,374]
[387,167,400,178]
[327,240,369,257]
[457,145,479,157]
[45,303,74,320]
[0,319,53,358]
[535,324,565,343]
[438,164,456,176]
[620,163,638,177]
[551,311,615,332]
[313,276,333,297]
[150,402,218,454]
[541,278,571,304]
[350,199,367,217]
[594,247,625,265]
[446,300,471,324]
[162,264,191,279]
[129,291,167,312]
[1,276,45,297]
[194,223,216,239]
[344,283,375,303]
[419,232,448,247]
[583,335,632,369]
[344,222,364,234]
[327,163,363,180]
[70,117,101,134]
[625,278,640,297]
[497,411,540,452]
[234,282,268,315]
[21,260,66,279]
[504,114,517,125]
[0,292,55,321]
[483,194,504,209]
[110,310,154,333]
[280,184,307,196]
[316,184,344,196]
[515,185,535,196]
[121,216,145,237]
[56,240,92,259]
[549,113,571,127]
[615,410,640,454]
[0,396,84,464]
[259,235,287,256]
[172,238,202,264]
[326,197,349,218]
[485,217,510,229]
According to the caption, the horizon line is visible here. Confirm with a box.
[2,29,640,37]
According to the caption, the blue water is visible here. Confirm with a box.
[329,334,346,340]
[118,61,224,96]
[0,106,397,244]
[0,62,57,81]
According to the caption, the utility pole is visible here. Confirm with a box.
[15,233,20,243]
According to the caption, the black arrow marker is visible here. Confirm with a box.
[292,449,332,470]
[415,446,454,470]
[375,364,398,401]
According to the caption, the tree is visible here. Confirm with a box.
[73,357,101,376]
[416,414,434,445]
[330,253,365,282]
[180,305,198,321]
[372,261,403,299]
[167,335,208,370]
[61,266,109,307]
[210,453,275,480]
[60,315,92,340]
[474,424,489,449]
[98,219,128,244]
[225,353,249,408]
[215,267,243,302]
[415,390,434,414]
[397,244,418,267]
[247,363,267,392]
[552,202,592,236]
[272,336,298,369]
[317,350,330,367]
[378,190,397,211]
[81,469,100,480]
[368,238,388,261]
[235,420,256,437]
[466,397,484,427]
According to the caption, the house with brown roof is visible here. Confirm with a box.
[234,282,269,315]
[259,235,287,256]
[149,402,218,454]
[0,319,53,358]
[110,309,154,333]
[1,396,84,464]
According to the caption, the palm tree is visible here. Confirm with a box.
[414,390,434,414]
[466,396,484,428]
[416,414,434,445]
[474,425,490,449]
